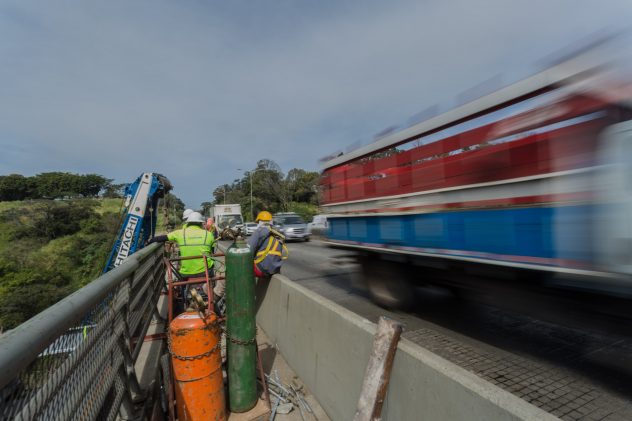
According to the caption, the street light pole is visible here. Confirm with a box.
[239,168,263,221]
[249,172,253,221]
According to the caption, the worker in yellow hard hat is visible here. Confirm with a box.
[247,210,288,278]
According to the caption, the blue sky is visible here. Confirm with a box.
[1,0,631,207]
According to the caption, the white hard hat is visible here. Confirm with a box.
[182,209,194,219]
[186,212,205,224]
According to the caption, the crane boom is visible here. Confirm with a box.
[104,172,172,273]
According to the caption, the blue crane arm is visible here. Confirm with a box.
[103,172,172,273]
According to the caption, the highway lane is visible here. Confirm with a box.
[274,239,632,421]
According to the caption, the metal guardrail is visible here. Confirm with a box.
[0,243,166,421]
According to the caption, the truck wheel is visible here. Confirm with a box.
[363,260,415,311]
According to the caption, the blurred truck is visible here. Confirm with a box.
[319,50,632,310]
[209,204,244,240]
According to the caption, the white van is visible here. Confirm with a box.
[308,215,328,232]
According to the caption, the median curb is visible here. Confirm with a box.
[256,274,558,421]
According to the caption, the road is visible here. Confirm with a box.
[275,239,632,421]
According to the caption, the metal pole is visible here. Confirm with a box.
[250,172,253,221]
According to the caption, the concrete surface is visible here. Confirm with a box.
[256,274,558,421]
[254,327,330,421]
[272,240,632,420]
[135,293,168,394]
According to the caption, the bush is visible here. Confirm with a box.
[287,202,319,222]
[0,196,171,330]
[0,269,72,329]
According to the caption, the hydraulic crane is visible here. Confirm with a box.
[103,172,172,273]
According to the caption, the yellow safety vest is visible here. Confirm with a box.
[254,231,289,265]
[167,225,215,275]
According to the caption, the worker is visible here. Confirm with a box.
[148,211,225,308]
[206,216,220,239]
[181,208,194,227]
[247,210,288,278]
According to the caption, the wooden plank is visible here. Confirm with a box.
[353,316,403,421]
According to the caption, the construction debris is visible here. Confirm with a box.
[259,370,318,421]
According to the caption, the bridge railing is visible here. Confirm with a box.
[0,243,166,421]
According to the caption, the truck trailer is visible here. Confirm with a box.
[320,52,632,310]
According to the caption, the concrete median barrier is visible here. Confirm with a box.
[256,275,557,421]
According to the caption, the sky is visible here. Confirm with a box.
[1,0,631,207]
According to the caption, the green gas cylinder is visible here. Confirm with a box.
[225,238,257,412]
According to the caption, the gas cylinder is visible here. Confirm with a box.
[169,310,226,421]
[226,239,257,412]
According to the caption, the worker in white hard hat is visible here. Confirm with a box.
[148,211,225,312]
[182,208,194,225]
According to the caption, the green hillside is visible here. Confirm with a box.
[0,198,167,330]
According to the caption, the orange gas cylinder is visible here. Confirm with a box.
[169,310,226,421]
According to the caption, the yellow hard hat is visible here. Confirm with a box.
[256,211,272,222]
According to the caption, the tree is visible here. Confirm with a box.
[200,201,213,215]
[208,159,319,219]
[37,201,99,240]
[0,174,36,201]
[162,192,185,220]
[251,159,286,213]
[33,172,77,198]
[77,174,111,197]
[285,168,319,204]
[103,183,126,198]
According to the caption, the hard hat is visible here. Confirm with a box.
[182,209,194,219]
[255,211,272,222]
[186,212,205,224]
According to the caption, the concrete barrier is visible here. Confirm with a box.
[256,275,558,421]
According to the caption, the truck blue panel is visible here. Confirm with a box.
[328,205,595,266]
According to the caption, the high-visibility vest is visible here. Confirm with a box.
[254,233,289,265]
[167,225,215,275]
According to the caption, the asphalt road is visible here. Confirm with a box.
[275,239,632,421]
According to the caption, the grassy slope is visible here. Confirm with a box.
[0,197,170,329]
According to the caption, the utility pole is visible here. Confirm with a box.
[249,171,253,221]
[238,168,263,221]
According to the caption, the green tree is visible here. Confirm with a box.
[250,159,286,214]
[0,174,36,201]
[285,168,319,204]
[210,159,321,219]
[77,174,111,197]
[33,172,77,198]
[35,201,99,240]
[103,183,126,198]
[200,201,213,215]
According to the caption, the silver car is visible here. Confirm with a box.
[244,222,258,236]
[273,213,311,242]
